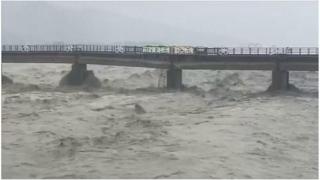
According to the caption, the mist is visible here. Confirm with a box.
[1,1,318,47]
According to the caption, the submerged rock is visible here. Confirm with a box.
[134,103,146,114]
[2,75,13,85]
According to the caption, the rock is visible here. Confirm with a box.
[134,103,146,114]
[2,75,13,85]
[25,84,40,91]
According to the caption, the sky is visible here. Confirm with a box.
[1,1,318,47]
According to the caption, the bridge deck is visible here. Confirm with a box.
[2,52,318,71]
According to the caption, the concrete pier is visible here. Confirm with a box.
[269,69,289,91]
[167,67,182,90]
[59,63,101,88]
[69,63,87,85]
[60,63,88,86]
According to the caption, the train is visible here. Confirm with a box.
[2,44,314,56]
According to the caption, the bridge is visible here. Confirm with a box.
[2,45,318,91]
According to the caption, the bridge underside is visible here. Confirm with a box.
[2,52,318,91]
[60,63,292,91]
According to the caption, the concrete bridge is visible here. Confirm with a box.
[2,46,318,91]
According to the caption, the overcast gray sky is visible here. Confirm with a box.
[1,1,318,47]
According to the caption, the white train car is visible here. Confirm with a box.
[207,47,229,55]
[103,45,114,52]
[143,45,170,54]
[5,45,30,52]
[22,45,30,52]
[170,46,194,55]
[4,45,26,52]
[114,45,125,53]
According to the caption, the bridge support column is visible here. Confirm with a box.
[269,69,289,91]
[67,63,88,85]
[167,67,182,90]
[59,63,101,88]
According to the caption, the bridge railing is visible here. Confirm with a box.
[1,45,318,55]
[226,47,319,55]
[1,44,123,53]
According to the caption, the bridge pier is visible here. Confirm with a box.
[59,63,101,88]
[269,69,289,91]
[167,67,182,90]
[66,63,88,85]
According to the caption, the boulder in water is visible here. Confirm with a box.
[2,75,13,85]
[134,103,146,114]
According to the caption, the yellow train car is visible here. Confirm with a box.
[143,45,170,54]
[170,46,194,55]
